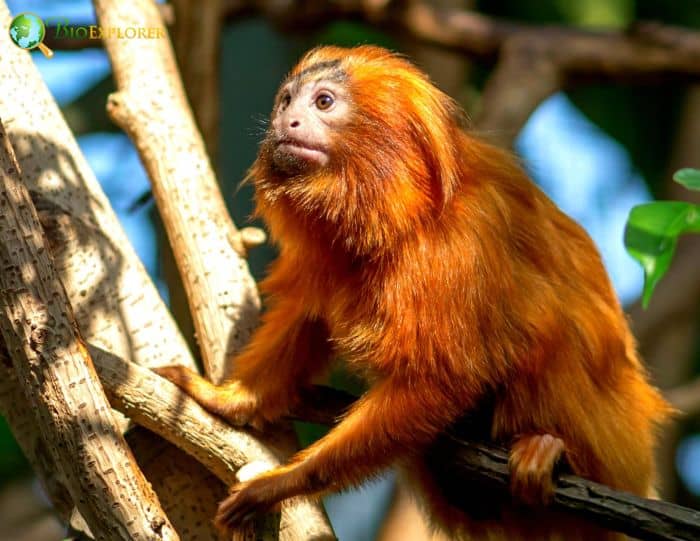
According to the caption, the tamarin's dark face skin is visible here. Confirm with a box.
[267,61,350,175]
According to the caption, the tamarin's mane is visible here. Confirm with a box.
[250,45,501,258]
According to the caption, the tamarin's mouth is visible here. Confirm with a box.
[274,137,329,169]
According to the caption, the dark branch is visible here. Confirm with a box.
[45,2,700,146]
[295,385,700,541]
[218,1,700,75]
[221,0,700,145]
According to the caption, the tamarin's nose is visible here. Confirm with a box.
[289,119,300,128]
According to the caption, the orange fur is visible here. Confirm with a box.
[159,46,670,539]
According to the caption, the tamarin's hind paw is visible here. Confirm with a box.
[508,433,566,506]
[152,365,260,427]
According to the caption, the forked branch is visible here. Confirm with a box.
[0,119,178,541]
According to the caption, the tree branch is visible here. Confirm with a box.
[0,1,236,533]
[171,0,223,161]
[94,0,258,383]
[294,385,700,541]
[220,0,700,77]
[92,1,335,537]
[221,0,700,145]
[433,438,700,541]
[0,119,178,541]
[89,345,335,541]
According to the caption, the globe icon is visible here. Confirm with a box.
[9,12,45,50]
[9,12,53,58]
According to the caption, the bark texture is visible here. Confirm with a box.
[92,0,335,538]
[0,120,178,540]
[94,0,259,383]
[0,1,232,536]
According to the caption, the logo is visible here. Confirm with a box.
[8,12,166,59]
[9,12,54,58]
[51,19,166,41]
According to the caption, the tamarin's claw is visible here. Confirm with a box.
[508,433,566,506]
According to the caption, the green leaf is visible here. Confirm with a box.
[674,168,700,190]
[624,201,700,307]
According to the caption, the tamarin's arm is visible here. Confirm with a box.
[214,375,467,529]
[211,379,570,529]
[156,296,331,427]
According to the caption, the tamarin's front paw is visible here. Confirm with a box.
[508,433,565,506]
[152,365,196,389]
[153,365,261,427]
[214,475,284,531]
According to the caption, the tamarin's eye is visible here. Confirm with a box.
[315,93,334,110]
[280,93,291,110]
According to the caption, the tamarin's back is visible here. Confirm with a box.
[394,132,668,539]
[157,45,669,540]
[268,129,668,539]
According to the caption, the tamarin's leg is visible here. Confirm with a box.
[508,433,566,506]
[213,377,465,530]
[155,299,331,427]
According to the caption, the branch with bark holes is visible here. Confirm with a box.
[3,322,697,540]
[0,119,179,541]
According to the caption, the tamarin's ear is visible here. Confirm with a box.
[411,95,462,211]
[422,116,461,210]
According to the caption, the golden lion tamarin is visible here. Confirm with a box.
[157,45,669,539]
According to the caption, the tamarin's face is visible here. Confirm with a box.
[268,60,350,176]
[253,46,463,254]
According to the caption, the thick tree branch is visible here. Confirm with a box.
[0,338,336,540]
[92,344,333,540]
[0,2,237,534]
[94,0,258,383]
[0,120,178,541]
[93,2,335,538]
[432,438,700,541]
